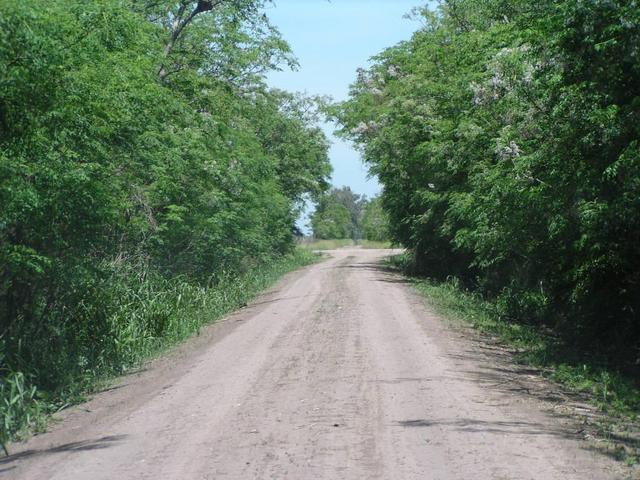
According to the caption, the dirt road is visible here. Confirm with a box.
[2,249,623,479]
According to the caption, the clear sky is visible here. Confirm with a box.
[265,0,424,199]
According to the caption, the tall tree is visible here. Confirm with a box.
[310,187,367,240]
[0,0,331,423]
[361,197,389,242]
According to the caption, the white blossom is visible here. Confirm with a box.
[471,45,534,106]
[353,121,380,135]
[353,122,369,134]
[495,140,522,161]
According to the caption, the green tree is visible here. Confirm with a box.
[310,187,366,239]
[335,0,640,356]
[0,0,331,427]
[310,201,351,240]
[362,197,389,242]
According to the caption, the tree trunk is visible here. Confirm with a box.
[159,1,221,80]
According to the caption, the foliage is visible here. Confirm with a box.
[0,0,330,443]
[361,197,390,242]
[310,186,367,239]
[0,372,42,452]
[310,202,351,240]
[335,0,640,361]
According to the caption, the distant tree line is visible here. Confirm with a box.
[335,0,640,359]
[310,186,390,241]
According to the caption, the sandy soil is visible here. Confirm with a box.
[1,248,628,479]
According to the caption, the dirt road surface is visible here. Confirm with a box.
[2,249,625,479]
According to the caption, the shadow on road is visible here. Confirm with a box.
[333,261,413,285]
[395,418,572,438]
[0,435,127,466]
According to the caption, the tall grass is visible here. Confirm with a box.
[0,249,319,450]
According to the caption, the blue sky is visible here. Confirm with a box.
[265,0,424,199]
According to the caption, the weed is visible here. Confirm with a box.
[0,372,43,453]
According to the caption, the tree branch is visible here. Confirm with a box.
[159,1,226,80]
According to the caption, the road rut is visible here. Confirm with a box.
[2,249,623,479]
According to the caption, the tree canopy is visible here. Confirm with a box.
[310,186,367,240]
[335,0,640,357]
[361,197,390,243]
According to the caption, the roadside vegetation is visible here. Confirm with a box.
[358,239,394,249]
[389,252,640,464]
[310,186,391,244]
[299,238,393,251]
[335,0,639,395]
[1,249,319,448]
[0,0,331,447]
[299,239,356,251]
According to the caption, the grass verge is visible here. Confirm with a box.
[387,253,640,465]
[298,238,355,250]
[0,248,320,451]
[358,240,395,249]
[298,238,395,250]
